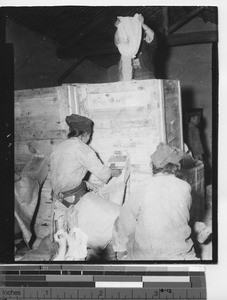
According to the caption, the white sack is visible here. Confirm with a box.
[53,227,88,261]
[115,13,142,58]
[14,177,40,245]
[72,192,121,250]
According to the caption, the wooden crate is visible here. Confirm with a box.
[68,79,183,174]
[15,79,184,198]
[181,162,205,224]
[15,80,183,175]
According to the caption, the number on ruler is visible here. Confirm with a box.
[98,289,104,298]
[154,290,158,296]
[143,289,159,299]
[92,288,105,299]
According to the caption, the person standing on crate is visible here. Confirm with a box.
[132,14,158,80]
[114,14,157,81]
[50,114,116,234]
[112,142,199,260]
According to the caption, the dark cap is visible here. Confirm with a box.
[65,114,94,133]
[150,142,184,169]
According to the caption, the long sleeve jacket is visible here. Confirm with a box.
[50,137,111,195]
[113,174,196,260]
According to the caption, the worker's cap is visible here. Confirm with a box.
[65,114,94,133]
[150,142,184,168]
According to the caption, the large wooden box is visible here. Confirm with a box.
[15,80,183,175]
[69,79,184,174]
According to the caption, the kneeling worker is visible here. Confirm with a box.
[113,142,198,260]
[50,114,113,233]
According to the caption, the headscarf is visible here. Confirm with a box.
[150,142,184,168]
[65,114,94,133]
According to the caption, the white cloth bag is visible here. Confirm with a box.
[115,13,142,81]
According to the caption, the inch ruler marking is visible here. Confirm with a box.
[0,266,207,299]
[0,287,207,299]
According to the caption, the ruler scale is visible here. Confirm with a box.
[0,265,206,299]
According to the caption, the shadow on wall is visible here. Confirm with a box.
[181,88,196,112]
[154,30,170,79]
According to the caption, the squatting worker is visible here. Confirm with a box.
[112,142,198,260]
[50,114,112,233]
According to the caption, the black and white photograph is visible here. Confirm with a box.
[1,5,218,263]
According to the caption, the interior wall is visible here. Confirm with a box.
[167,43,213,165]
[167,17,217,168]
[6,19,108,90]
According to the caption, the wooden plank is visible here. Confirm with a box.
[89,108,158,125]
[15,120,64,141]
[87,91,148,110]
[15,114,61,126]
[57,85,71,133]
[14,86,68,141]
[91,125,157,139]
[158,80,167,143]
[15,97,59,118]
[168,7,206,34]
[14,101,22,118]
[15,87,57,100]
[177,81,184,150]
[181,163,205,224]
[162,6,169,35]
[15,92,62,140]
[14,86,69,172]
[166,31,218,46]
[163,80,183,149]
[76,81,160,120]
[84,79,158,94]
[82,83,158,119]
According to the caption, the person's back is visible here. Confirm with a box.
[50,114,111,197]
[128,174,193,260]
[112,142,198,261]
[50,138,91,195]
